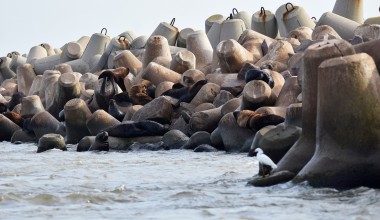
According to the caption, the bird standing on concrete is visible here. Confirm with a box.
[254,148,277,177]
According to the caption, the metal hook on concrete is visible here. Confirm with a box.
[6,53,12,58]
[101,28,108,35]
[170,18,175,26]
[311,17,317,21]
[285,3,294,12]
[232,8,239,15]
[260,7,266,15]
[118,36,126,41]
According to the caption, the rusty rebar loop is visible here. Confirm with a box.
[285,3,294,12]
[6,53,12,58]
[101,28,108,35]
[170,18,175,26]
[118,36,126,41]
[260,7,266,15]
[40,44,46,48]
[232,8,239,15]
[311,17,317,21]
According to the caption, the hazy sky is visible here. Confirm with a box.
[0,0,378,56]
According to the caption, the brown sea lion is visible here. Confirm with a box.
[3,112,35,134]
[129,80,155,105]
[233,110,284,131]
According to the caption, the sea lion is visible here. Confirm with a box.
[245,69,274,88]
[161,79,208,108]
[88,131,109,152]
[3,112,35,135]
[108,99,126,122]
[103,120,169,138]
[129,80,155,105]
[3,111,24,127]
[98,67,129,96]
[233,110,284,131]
[0,103,7,114]
[7,92,25,111]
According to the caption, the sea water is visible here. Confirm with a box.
[1,142,379,220]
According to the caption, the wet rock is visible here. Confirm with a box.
[11,129,36,144]
[194,144,218,152]
[217,113,255,152]
[162,129,189,149]
[182,131,211,150]
[37,134,67,153]
[249,124,302,163]
[247,170,295,187]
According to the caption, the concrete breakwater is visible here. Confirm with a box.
[1,1,380,189]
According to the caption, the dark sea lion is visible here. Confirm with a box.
[161,79,208,108]
[103,120,169,138]
[113,92,132,107]
[7,92,25,111]
[58,109,65,122]
[177,79,208,104]
[88,131,109,152]
[245,69,274,88]
[108,99,126,122]
[108,92,132,122]
[161,83,188,99]
[98,67,129,96]
[0,103,7,114]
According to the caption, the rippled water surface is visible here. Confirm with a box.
[1,142,379,220]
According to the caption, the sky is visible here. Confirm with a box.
[0,0,378,56]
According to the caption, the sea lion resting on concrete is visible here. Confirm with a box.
[98,67,129,96]
[245,69,274,88]
[108,92,133,121]
[129,80,156,105]
[88,131,109,151]
[102,120,169,138]
[161,79,208,108]
[233,110,284,131]
[2,111,35,134]
[7,92,25,111]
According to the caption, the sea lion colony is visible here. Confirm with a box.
[1,2,380,189]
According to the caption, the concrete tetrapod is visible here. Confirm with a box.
[142,35,172,68]
[295,53,380,189]
[64,98,92,144]
[275,39,355,174]
[332,0,364,24]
